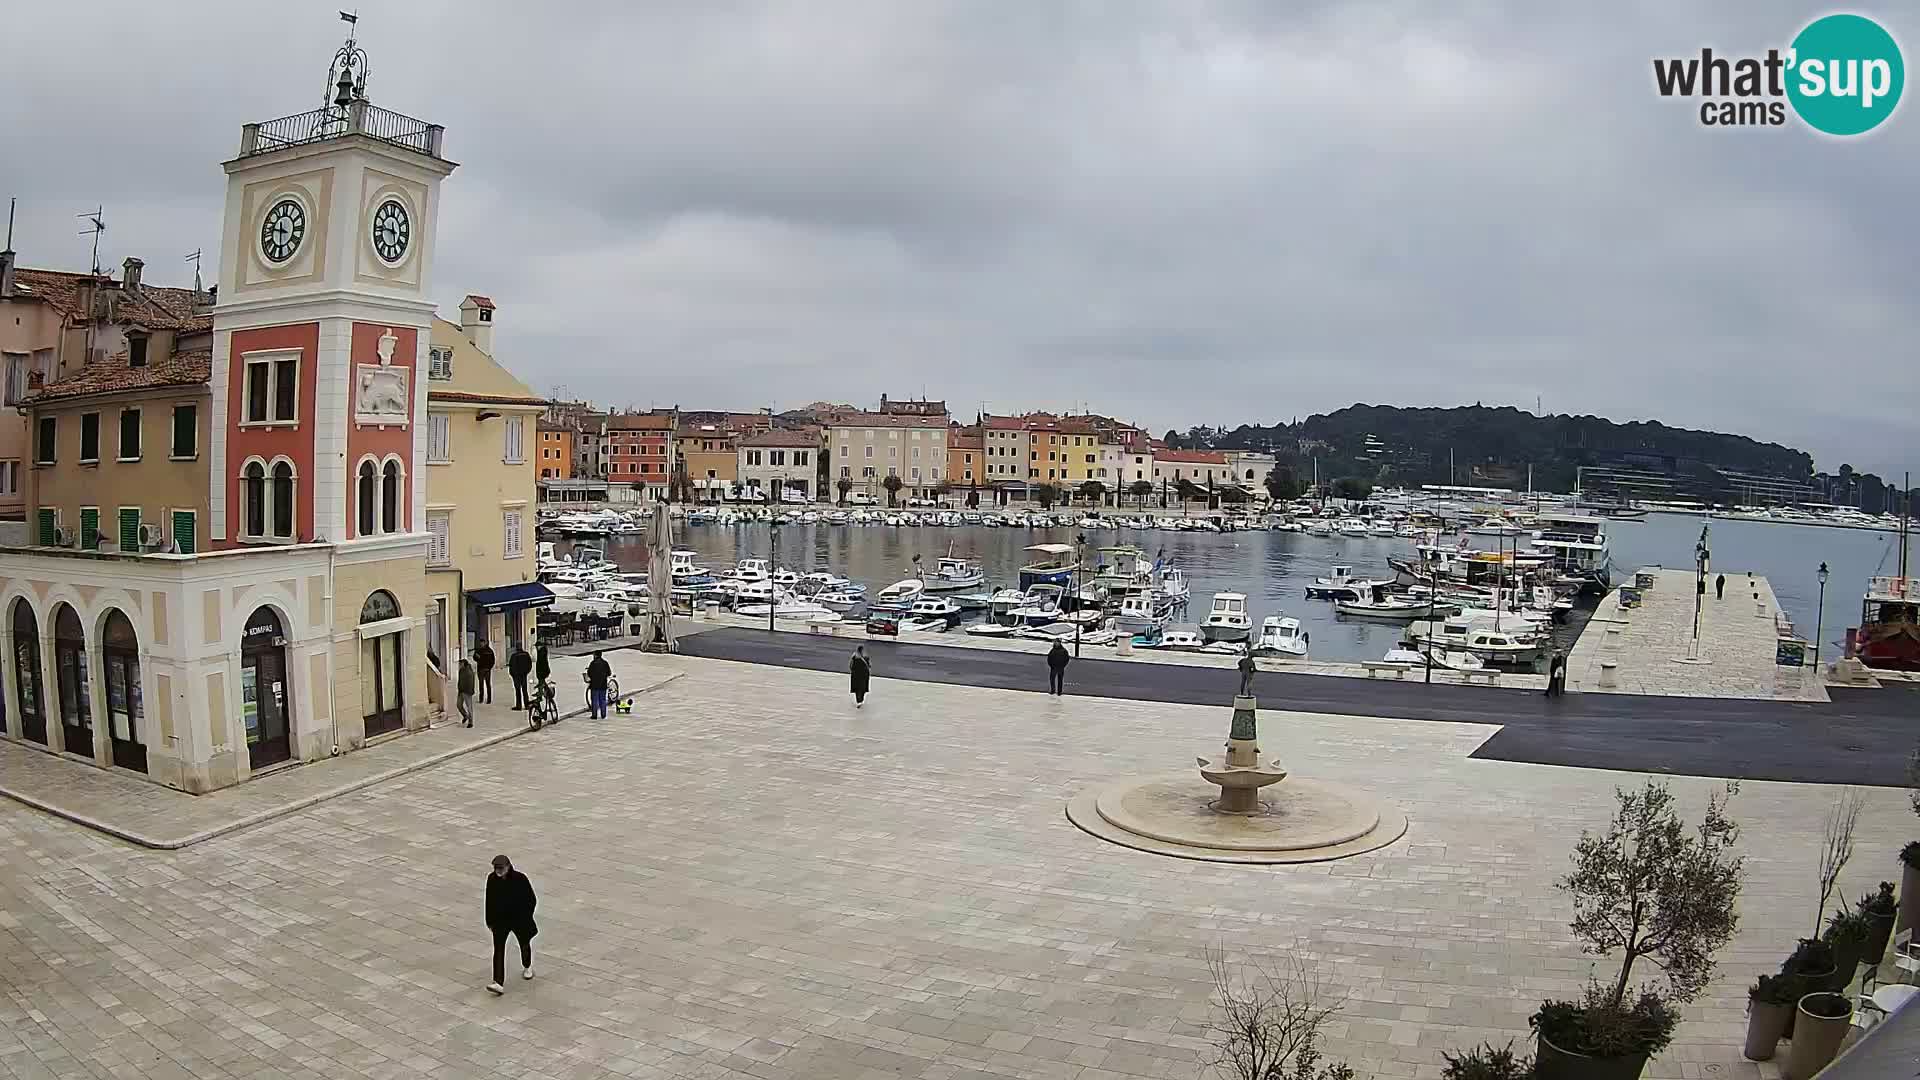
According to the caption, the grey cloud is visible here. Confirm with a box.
[0,1,1912,475]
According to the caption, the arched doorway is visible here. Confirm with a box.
[101,610,147,773]
[10,600,45,745]
[52,603,92,758]
[360,590,405,737]
[241,606,292,769]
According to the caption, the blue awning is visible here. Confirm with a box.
[466,582,556,612]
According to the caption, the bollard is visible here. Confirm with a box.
[1116,635,1133,656]
[1598,661,1618,689]
[704,601,719,621]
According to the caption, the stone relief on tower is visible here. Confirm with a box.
[354,327,410,425]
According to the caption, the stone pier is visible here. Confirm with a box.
[1565,566,1827,702]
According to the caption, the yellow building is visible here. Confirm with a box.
[674,422,740,502]
[426,301,547,668]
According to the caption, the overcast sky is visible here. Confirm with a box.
[2,3,1913,477]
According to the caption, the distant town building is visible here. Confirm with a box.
[604,411,675,500]
[877,394,947,418]
[826,413,948,502]
[738,427,821,502]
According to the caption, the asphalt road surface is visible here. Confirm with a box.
[676,628,1916,786]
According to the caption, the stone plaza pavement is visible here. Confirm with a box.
[0,650,1909,1080]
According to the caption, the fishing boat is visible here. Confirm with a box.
[1334,596,1436,621]
[1254,615,1309,657]
[1017,543,1078,589]
[669,550,710,583]
[1159,567,1191,603]
[1856,576,1919,670]
[1200,592,1253,643]
[922,555,985,592]
[1305,565,1393,600]
[1093,546,1155,596]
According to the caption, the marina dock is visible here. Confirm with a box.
[1564,566,1826,702]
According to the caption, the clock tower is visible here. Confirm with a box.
[210,25,455,549]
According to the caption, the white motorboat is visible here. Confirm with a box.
[1009,584,1066,626]
[1016,621,1079,642]
[922,556,985,592]
[1380,648,1484,671]
[808,590,864,613]
[799,571,864,596]
[669,550,710,583]
[870,578,926,611]
[735,587,839,622]
[899,616,950,633]
[1405,618,1543,664]
[1465,515,1529,538]
[1334,589,1438,621]
[1368,520,1397,537]
[1113,593,1172,637]
[1337,518,1370,537]
[1151,627,1206,650]
[1254,615,1309,658]
[1159,567,1191,603]
[1303,519,1335,537]
[907,596,964,626]
[1305,565,1393,600]
[987,587,1027,620]
[964,622,1017,637]
[1200,592,1252,643]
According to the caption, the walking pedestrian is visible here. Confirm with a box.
[508,643,534,711]
[474,640,496,704]
[484,855,538,995]
[849,645,870,708]
[457,657,476,727]
[586,650,612,719]
[1047,641,1070,696]
[1545,650,1567,697]
[1714,573,1726,601]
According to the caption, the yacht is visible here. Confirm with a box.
[1200,592,1253,643]
[1529,512,1613,595]
[1254,615,1309,657]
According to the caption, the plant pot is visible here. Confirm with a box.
[1864,909,1897,968]
[1535,1033,1650,1080]
[1743,1000,1793,1061]
[1827,943,1862,993]
[1900,862,1920,935]
[1785,993,1853,1080]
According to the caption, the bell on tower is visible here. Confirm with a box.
[326,11,371,114]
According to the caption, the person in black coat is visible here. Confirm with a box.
[1047,641,1070,696]
[485,855,538,993]
[507,644,534,711]
[1715,573,1726,600]
[849,646,870,708]
[473,640,496,704]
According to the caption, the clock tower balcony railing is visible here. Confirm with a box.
[239,99,445,161]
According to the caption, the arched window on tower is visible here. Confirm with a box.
[242,461,267,538]
[381,460,402,534]
[357,460,377,536]
[271,461,295,539]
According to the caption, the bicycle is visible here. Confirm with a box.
[582,671,621,717]
[528,679,559,730]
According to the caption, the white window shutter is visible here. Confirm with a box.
[428,513,450,565]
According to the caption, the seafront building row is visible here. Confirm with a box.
[537,397,1281,508]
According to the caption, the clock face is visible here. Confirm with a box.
[260,199,305,264]
[371,199,411,264]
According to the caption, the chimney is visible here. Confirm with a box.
[122,257,144,294]
[0,248,14,299]
[459,294,495,354]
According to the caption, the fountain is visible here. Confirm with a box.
[1064,671,1406,864]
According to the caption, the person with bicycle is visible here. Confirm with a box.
[586,650,612,718]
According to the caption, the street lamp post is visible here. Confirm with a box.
[768,520,780,633]
[1814,561,1829,669]
[1688,524,1710,660]
[1073,531,1088,657]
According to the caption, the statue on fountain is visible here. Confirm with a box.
[1237,646,1257,699]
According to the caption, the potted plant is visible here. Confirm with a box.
[1823,908,1874,990]
[1533,781,1743,1080]
[1443,1042,1533,1080]
[1742,975,1798,1061]
[1785,937,1841,993]
[1859,881,1898,964]
[1785,992,1854,1080]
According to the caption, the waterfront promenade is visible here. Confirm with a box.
[676,625,1914,786]
[0,651,1909,1080]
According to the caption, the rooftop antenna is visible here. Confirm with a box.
[5,197,15,249]
[184,248,203,294]
[78,206,106,276]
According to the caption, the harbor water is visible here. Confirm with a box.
[557,510,1897,666]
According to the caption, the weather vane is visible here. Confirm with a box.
[324,10,370,113]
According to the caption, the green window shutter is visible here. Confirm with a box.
[170,511,195,554]
[36,508,55,546]
[79,508,99,550]
[119,508,141,551]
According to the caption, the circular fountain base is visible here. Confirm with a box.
[1066,774,1406,864]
